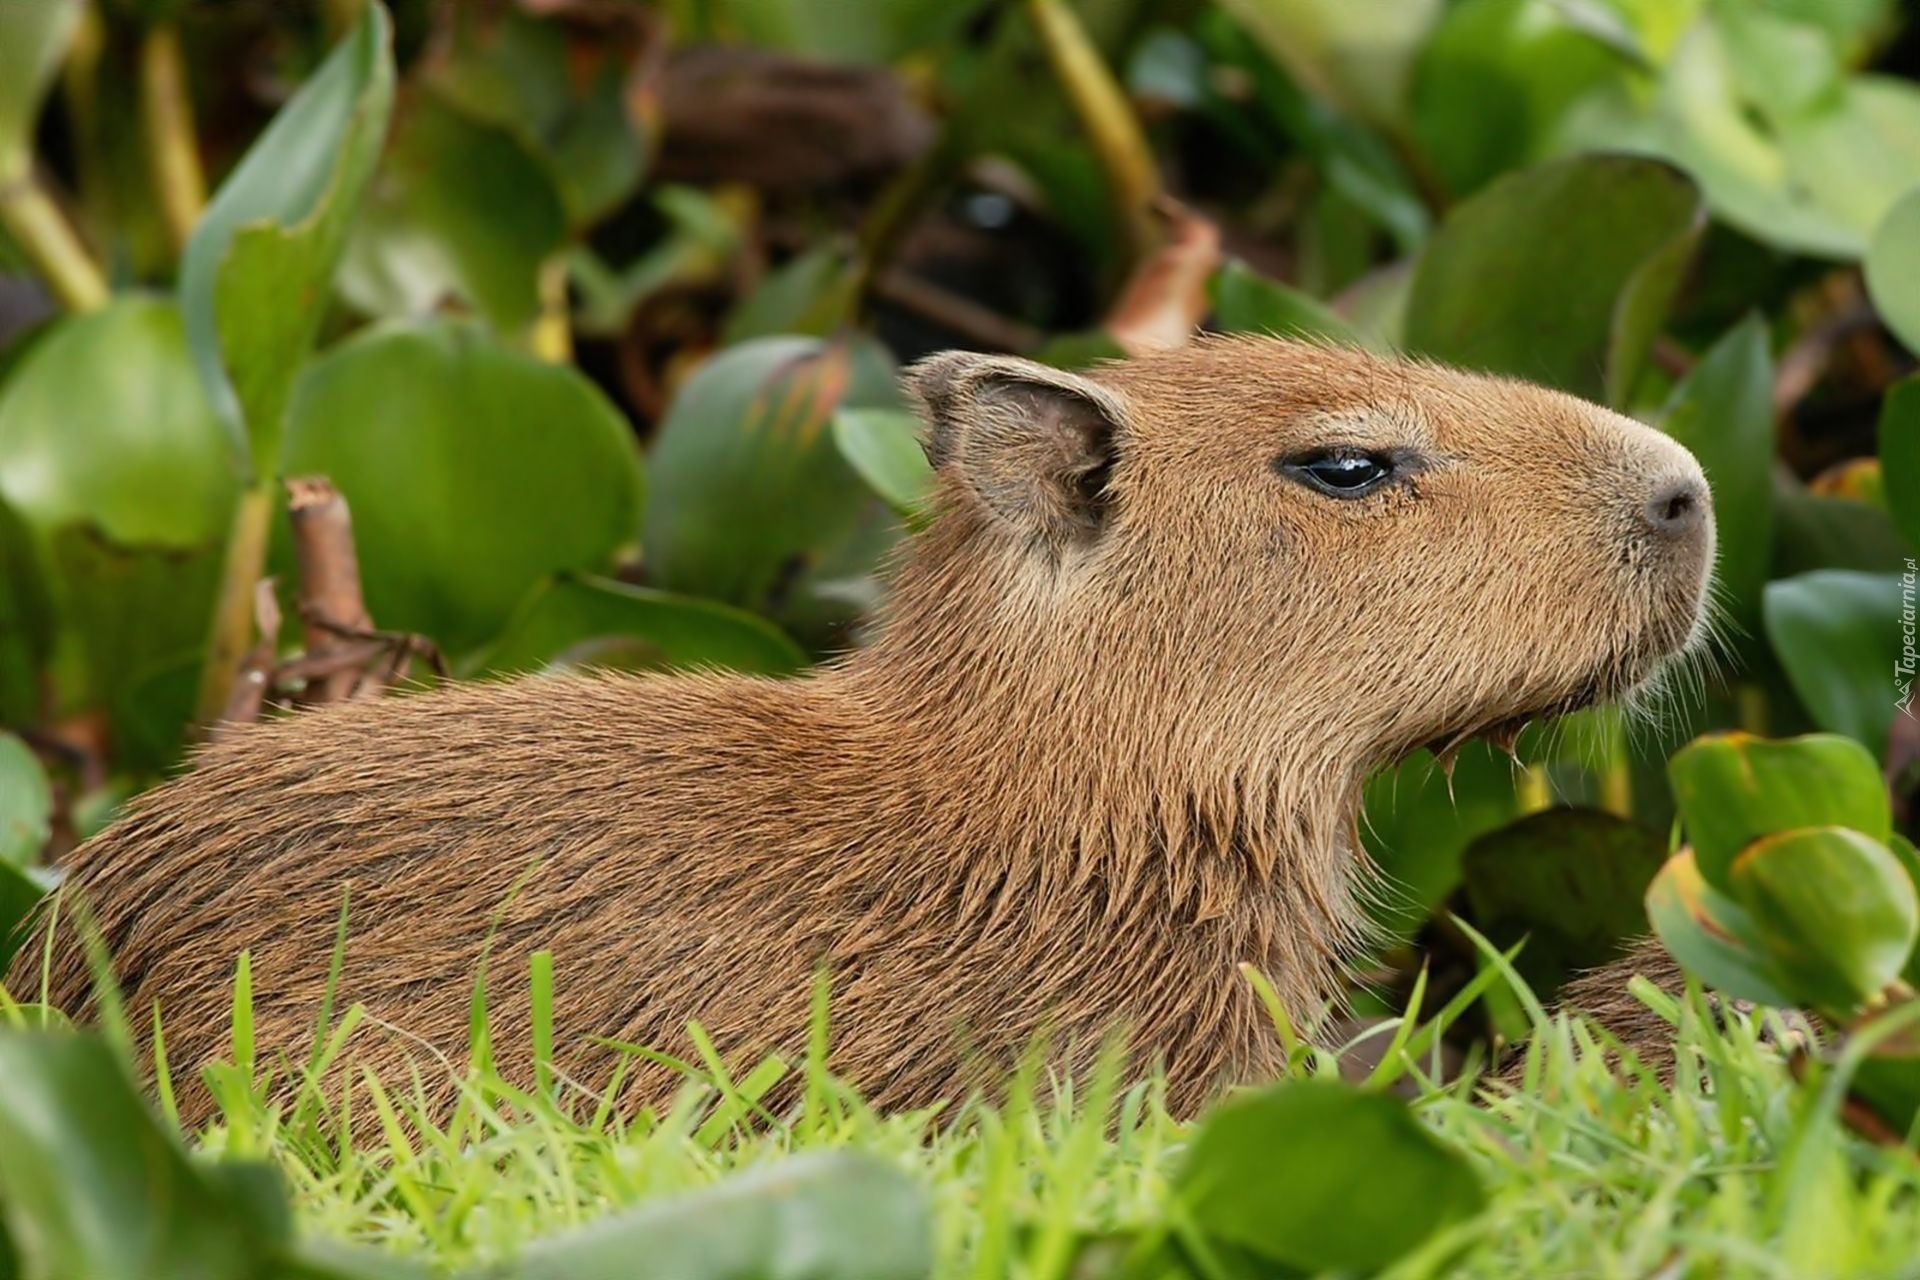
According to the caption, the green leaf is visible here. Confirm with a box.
[643,335,899,622]
[0,858,47,975]
[1404,154,1702,404]
[1880,375,1920,546]
[1654,22,1865,259]
[1362,745,1526,945]
[473,575,805,679]
[0,497,50,725]
[1461,807,1668,995]
[1658,315,1774,629]
[1764,572,1908,762]
[1728,827,1919,1014]
[1213,0,1442,130]
[0,1030,284,1277]
[1408,0,1633,199]
[1668,731,1892,890]
[831,408,933,516]
[283,321,644,657]
[1772,479,1911,577]
[52,529,222,774]
[0,0,83,184]
[722,246,857,346]
[1867,188,1920,357]
[1207,259,1358,345]
[0,732,49,868]
[1778,79,1920,248]
[1177,1080,1484,1273]
[179,2,395,474]
[0,298,236,550]
[430,6,647,227]
[511,1151,930,1280]
[338,89,568,335]
[1645,847,1796,1007]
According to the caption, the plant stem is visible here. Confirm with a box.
[1026,0,1161,269]
[530,257,573,364]
[0,173,108,312]
[139,23,207,254]
[195,483,276,731]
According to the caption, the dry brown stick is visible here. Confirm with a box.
[287,476,375,706]
[213,578,283,741]
[873,269,1047,354]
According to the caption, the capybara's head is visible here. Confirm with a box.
[896,337,1714,783]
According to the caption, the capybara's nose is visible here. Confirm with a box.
[1642,475,1709,540]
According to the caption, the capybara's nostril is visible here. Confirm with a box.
[1642,477,1707,539]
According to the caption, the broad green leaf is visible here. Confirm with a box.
[473,575,805,678]
[338,89,568,335]
[1898,833,1920,989]
[512,1151,930,1280]
[1669,731,1892,889]
[52,529,221,774]
[1409,0,1632,199]
[0,497,50,724]
[1718,8,1841,125]
[1655,22,1864,259]
[1214,0,1442,129]
[1461,807,1668,995]
[283,321,643,657]
[1881,375,1920,548]
[0,298,235,550]
[1764,572,1907,762]
[722,246,856,346]
[1867,189,1920,357]
[1849,1036,1920,1143]
[0,1030,284,1277]
[430,6,647,227]
[0,858,47,974]
[643,335,899,622]
[1207,259,1357,345]
[1403,154,1702,404]
[1658,315,1774,629]
[831,408,934,516]
[1729,827,1919,1014]
[0,0,83,184]
[1772,479,1911,577]
[1177,1080,1484,1273]
[1362,745,1526,945]
[0,732,49,868]
[1779,79,1920,246]
[1645,847,1795,1007]
[180,2,395,473]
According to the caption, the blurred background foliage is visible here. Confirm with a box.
[0,0,1918,1048]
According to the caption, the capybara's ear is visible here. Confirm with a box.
[903,351,1131,547]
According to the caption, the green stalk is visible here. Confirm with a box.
[139,23,207,253]
[1026,0,1161,267]
[0,172,107,312]
[195,482,276,728]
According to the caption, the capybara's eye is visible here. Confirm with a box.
[1277,449,1397,499]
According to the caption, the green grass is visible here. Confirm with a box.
[8,921,1920,1278]
[46,975,1908,1278]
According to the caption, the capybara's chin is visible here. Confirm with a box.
[14,335,1716,1127]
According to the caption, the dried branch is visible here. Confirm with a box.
[287,476,374,706]
[212,578,283,741]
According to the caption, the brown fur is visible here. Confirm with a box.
[7,337,1715,1126]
